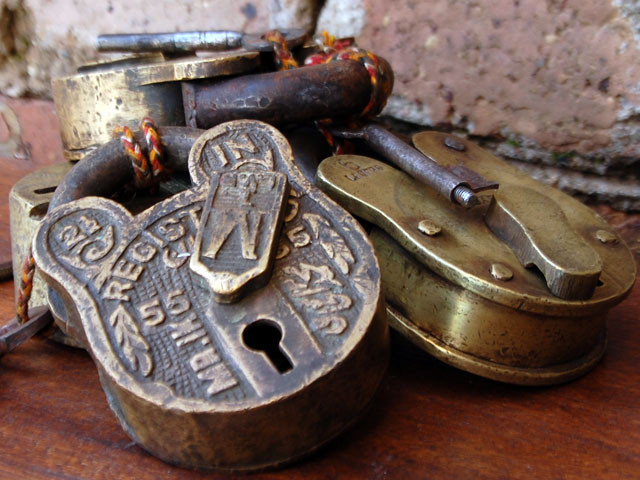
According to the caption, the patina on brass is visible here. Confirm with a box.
[9,160,190,344]
[33,121,388,470]
[486,185,602,299]
[52,50,260,160]
[316,131,636,385]
[10,162,74,308]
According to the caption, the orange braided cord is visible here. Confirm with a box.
[113,125,152,188]
[304,31,354,66]
[264,30,299,70]
[16,244,35,324]
[328,47,391,118]
[305,32,391,118]
[141,117,165,178]
[315,120,348,155]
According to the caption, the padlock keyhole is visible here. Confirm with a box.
[242,319,293,374]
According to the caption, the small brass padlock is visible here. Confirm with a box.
[33,120,388,470]
[317,131,636,386]
[10,162,73,310]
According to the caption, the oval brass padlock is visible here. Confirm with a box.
[33,121,388,470]
[317,131,636,386]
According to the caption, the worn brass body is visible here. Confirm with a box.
[52,51,260,160]
[317,131,636,385]
[9,161,190,345]
[33,122,388,470]
[9,162,74,307]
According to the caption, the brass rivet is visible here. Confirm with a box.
[444,136,466,151]
[418,220,441,236]
[490,263,513,281]
[596,229,618,244]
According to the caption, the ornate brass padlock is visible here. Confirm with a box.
[33,120,388,470]
[317,131,636,386]
[14,31,389,338]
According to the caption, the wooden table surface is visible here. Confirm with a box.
[1,96,639,479]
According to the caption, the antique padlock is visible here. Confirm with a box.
[33,120,388,470]
[11,48,261,313]
[317,130,636,386]
[52,28,307,160]
[9,155,193,335]
[52,29,388,159]
[14,29,388,327]
[52,51,261,161]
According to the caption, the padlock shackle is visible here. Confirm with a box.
[182,59,392,128]
[49,127,202,212]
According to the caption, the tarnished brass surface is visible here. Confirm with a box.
[9,162,73,308]
[374,229,606,385]
[33,121,388,470]
[9,159,191,341]
[52,51,259,160]
[316,132,636,384]
[486,185,602,300]
[188,136,289,304]
[316,154,636,316]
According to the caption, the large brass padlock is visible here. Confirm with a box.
[33,120,388,470]
[15,32,388,337]
[317,131,636,386]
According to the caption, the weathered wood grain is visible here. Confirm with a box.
[0,255,638,479]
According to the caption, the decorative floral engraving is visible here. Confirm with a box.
[109,303,153,377]
[282,263,352,314]
[303,213,355,275]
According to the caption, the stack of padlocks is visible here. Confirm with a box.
[4,29,637,471]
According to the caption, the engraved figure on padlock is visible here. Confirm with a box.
[33,120,388,471]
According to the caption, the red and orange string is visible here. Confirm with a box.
[265,30,391,154]
[15,245,35,325]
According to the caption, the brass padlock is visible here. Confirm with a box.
[317,131,636,386]
[52,51,261,161]
[33,121,388,470]
[9,161,192,342]
[12,48,258,309]
[10,162,73,311]
[52,29,392,159]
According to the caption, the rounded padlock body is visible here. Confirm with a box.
[34,122,389,470]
